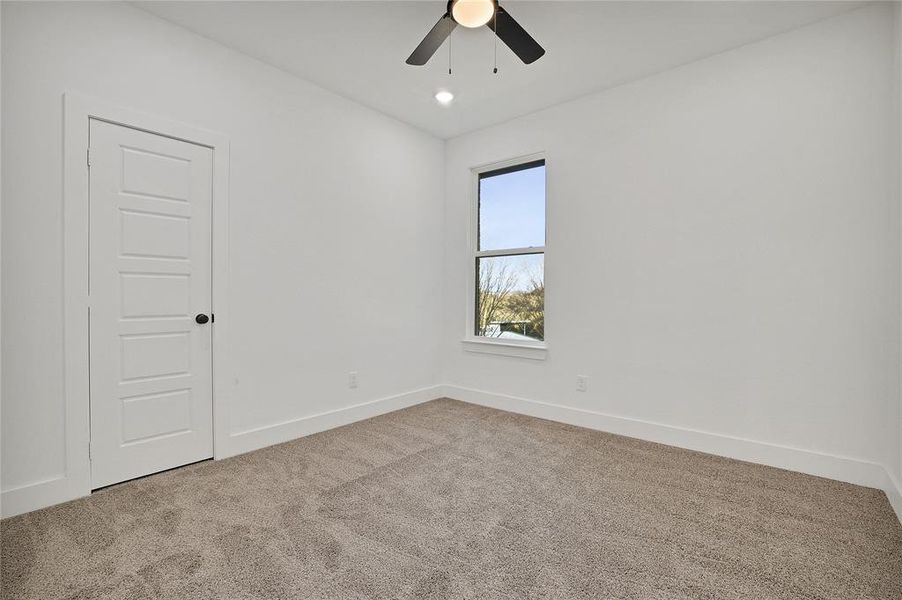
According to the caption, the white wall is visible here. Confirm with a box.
[1,1,444,511]
[443,4,901,490]
[894,1,902,499]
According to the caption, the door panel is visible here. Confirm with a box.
[119,210,191,259]
[120,332,190,380]
[89,119,213,489]
[120,273,190,318]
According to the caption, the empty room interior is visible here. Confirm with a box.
[2,0,902,598]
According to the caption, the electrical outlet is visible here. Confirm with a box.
[576,375,588,392]
[348,371,358,389]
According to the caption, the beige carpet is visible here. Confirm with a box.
[2,399,900,599]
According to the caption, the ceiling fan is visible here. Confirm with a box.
[406,0,545,67]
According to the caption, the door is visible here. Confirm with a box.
[89,119,214,489]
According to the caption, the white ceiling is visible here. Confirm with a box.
[134,1,863,139]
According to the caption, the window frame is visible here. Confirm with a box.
[464,152,547,360]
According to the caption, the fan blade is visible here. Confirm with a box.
[488,6,545,64]
[406,13,456,66]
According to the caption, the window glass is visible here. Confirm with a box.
[478,162,545,251]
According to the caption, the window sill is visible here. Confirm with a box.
[461,338,547,361]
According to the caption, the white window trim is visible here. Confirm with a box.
[463,152,547,360]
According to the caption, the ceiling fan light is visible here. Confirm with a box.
[450,0,495,28]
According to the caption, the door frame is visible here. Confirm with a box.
[63,92,231,499]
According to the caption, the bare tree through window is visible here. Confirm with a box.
[476,258,517,336]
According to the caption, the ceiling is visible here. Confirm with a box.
[134,1,862,139]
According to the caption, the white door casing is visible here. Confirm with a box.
[89,119,214,489]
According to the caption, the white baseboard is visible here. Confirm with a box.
[442,384,901,523]
[222,385,444,458]
[1,386,444,519]
[5,384,898,526]
[884,470,902,524]
[1,475,85,519]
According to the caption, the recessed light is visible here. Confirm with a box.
[435,90,454,105]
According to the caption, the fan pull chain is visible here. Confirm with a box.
[493,10,498,74]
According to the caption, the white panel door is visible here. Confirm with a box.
[89,119,213,489]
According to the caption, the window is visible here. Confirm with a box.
[473,158,545,345]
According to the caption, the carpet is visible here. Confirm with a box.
[2,398,900,599]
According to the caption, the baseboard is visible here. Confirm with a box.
[442,384,899,518]
[884,470,902,524]
[1,475,85,519]
[223,385,444,458]
[1,385,444,519]
[5,385,898,524]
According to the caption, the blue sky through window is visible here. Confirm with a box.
[479,164,545,251]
